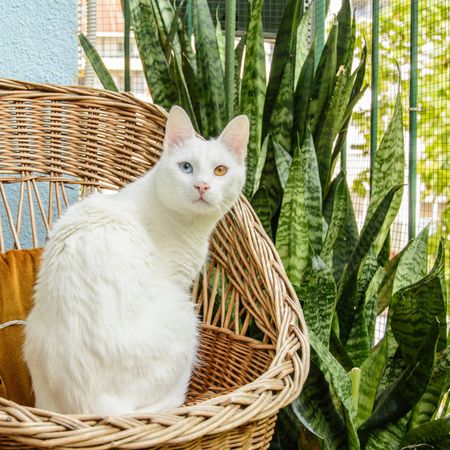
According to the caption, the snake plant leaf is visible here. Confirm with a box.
[347,185,403,281]
[180,47,203,133]
[293,44,315,145]
[410,358,450,428]
[392,241,446,362]
[392,224,429,293]
[295,6,312,86]
[233,34,246,116]
[363,87,405,255]
[253,134,269,194]
[307,21,338,137]
[79,33,119,92]
[298,254,337,348]
[241,0,265,197]
[268,57,295,156]
[422,352,450,424]
[276,144,310,287]
[251,186,272,240]
[356,337,388,428]
[332,46,368,166]
[309,331,360,449]
[320,174,349,268]
[193,0,226,138]
[129,0,177,109]
[215,6,225,74]
[330,178,359,283]
[163,0,184,61]
[344,44,368,124]
[315,65,357,192]
[375,248,406,314]
[301,129,323,253]
[150,0,182,57]
[260,139,282,216]
[170,53,199,131]
[336,0,353,70]
[358,319,440,442]
[402,416,450,449]
[292,362,349,450]
[274,405,309,450]
[337,185,402,343]
[364,266,386,345]
[272,139,292,191]
[262,0,303,136]
[364,414,410,450]
[323,173,343,223]
[345,251,379,366]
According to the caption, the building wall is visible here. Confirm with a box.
[0,0,77,84]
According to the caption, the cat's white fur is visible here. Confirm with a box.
[24,107,249,415]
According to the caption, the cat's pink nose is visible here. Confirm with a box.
[194,182,210,195]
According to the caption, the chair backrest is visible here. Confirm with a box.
[0,80,167,251]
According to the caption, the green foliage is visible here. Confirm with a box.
[79,33,119,92]
[81,1,449,448]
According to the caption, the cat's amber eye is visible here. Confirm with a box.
[214,165,228,176]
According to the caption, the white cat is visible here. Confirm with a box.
[24,106,249,415]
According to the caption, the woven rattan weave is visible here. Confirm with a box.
[0,79,309,449]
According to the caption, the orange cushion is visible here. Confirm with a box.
[0,248,42,406]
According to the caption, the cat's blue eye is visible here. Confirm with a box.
[178,162,193,174]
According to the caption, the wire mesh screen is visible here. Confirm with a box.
[194,1,288,35]
[416,0,449,283]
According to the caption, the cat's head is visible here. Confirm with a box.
[154,106,249,218]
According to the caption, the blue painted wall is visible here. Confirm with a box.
[0,0,78,84]
[0,0,78,250]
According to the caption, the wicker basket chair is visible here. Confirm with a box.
[0,79,309,449]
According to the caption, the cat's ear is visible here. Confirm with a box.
[164,106,196,151]
[218,115,249,162]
